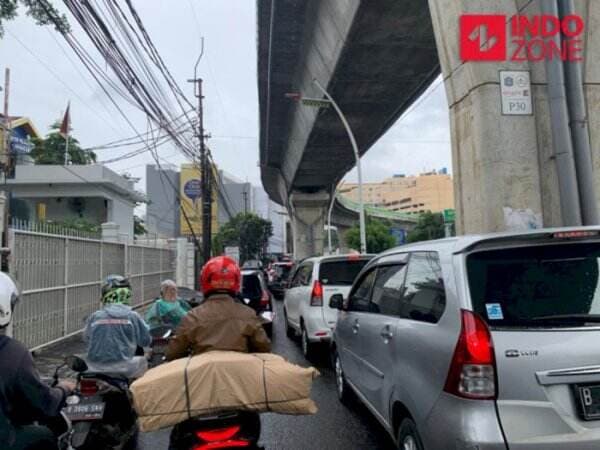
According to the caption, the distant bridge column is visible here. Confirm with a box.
[289,191,330,259]
[429,0,600,233]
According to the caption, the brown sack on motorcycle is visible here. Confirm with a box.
[130,351,319,432]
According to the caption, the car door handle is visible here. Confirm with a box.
[380,327,393,340]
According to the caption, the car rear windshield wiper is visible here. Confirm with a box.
[530,314,600,323]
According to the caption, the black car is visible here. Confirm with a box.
[241,269,274,337]
[267,262,294,300]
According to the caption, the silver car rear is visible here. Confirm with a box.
[332,227,600,449]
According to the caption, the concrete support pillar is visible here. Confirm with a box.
[428,0,600,233]
[289,190,330,260]
[173,238,189,288]
[101,222,120,242]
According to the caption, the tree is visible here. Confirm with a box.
[0,0,69,36]
[212,213,273,263]
[30,122,96,165]
[134,215,146,236]
[345,218,396,254]
[407,211,445,243]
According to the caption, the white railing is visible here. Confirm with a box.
[9,227,176,350]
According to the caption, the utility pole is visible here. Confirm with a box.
[242,190,248,214]
[188,76,212,266]
[1,68,11,272]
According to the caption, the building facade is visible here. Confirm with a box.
[340,171,454,215]
[8,165,144,241]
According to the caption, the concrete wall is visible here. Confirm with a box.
[145,165,180,237]
[428,0,600,233]
[19,197,106,223]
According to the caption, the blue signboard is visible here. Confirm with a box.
[183,179,202,200]
[390,227,406,245]
[9,127,34,154]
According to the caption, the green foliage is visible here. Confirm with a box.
[134,215,146,236]
[345,218,396,254]
[407,211,445,243]
[212,213,273,263]
[47,217,100,234]
[31,122,96,165]
[0,0,69,36]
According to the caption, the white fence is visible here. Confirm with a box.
[9,228,176,350]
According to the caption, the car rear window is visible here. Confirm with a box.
[274,265,291,278]
[467,243,600,328]
[242,274,262,300]
[319,259,370,286]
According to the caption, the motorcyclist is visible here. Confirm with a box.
[0,272,75,450]
[145,279,191,329]
[166,256,271,360]
[84,275,151,378]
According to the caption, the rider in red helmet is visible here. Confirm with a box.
[166,256,271,360]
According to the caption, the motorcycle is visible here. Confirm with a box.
[55,355,138,450]
[169,410,262,450]
[148,325,174,368]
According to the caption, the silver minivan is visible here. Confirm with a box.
[331,228,600,449]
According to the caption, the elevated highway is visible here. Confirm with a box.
[258,0,439,257]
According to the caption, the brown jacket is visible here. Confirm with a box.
[166,294,271,360]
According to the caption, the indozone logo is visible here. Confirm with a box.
[460,14,585,62]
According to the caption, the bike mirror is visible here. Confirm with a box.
[65,355,88,373]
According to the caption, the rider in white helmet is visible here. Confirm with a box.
[0,272,75,449]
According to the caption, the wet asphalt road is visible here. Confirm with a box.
[35,300,396,450]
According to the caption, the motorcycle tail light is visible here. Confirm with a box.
[194,425,250,449]
[80,379,99,396]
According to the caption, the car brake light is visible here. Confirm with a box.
[80,379,99,396]
[444,310,496,400]
[310,281,323,306]
[194,426,250,450]
[553,230,599,239]
[260,290,270,307]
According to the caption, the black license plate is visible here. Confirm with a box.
[63,401,105,421]
[575,384,600,421]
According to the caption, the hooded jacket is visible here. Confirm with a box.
[85,303,151,364]
[166,294,271,360]
[0,335,66,445]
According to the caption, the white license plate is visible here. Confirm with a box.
[63,401,105,421]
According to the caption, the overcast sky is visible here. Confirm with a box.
[0,1,452,194]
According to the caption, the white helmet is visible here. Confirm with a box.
[0,272,19,327]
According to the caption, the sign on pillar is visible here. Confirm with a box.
[500,70,533,116]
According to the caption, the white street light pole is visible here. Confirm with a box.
[327,191,335,254]
[313,79,366,254]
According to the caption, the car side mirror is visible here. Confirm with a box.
[65,355,88,373]
[329,294,344,310]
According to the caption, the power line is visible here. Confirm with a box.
[6,29,126,137]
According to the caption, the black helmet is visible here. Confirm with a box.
[101,275,132,304]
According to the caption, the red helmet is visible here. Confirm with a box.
[200,256,241,296]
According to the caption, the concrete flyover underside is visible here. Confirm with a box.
[258,0,440,207]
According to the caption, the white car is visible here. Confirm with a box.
[283,254,374,359]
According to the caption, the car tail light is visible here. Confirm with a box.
[194,426,250,450]
[310,281,323,306]
[444,310,496,400]
[80,379,99,396]
[260,290,270,308]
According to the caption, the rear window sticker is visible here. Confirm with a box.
[485,303,504,320]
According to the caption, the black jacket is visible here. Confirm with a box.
[0,335,66,445]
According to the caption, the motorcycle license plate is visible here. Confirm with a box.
[63,400,105,421]
[575,384,600,421]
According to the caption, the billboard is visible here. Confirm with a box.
[179,163,218,237]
